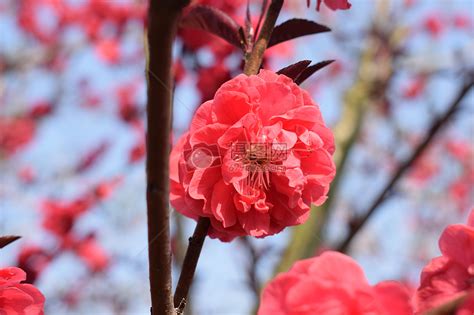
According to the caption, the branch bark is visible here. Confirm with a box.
[337,75,474,253]
[145,1,189,314]
[174,217,210,313]
[243,0,283,75]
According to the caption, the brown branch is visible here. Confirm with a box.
[174,217,210,313]
[239,237,261,298]
[336,75,474,253]
[243,0,283,75]
[146,1,189,314]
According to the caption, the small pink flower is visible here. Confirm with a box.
[74,235,109,272]
[0,267,45,315]
[316,0,352,11]
[423,14,444,38]
[415,209,474,313]
[170,70,335,241]
[258,251,413,315]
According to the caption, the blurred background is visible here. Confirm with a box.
[0,0,473,314]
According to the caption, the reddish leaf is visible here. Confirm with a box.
[0,235,21,249]
[268,19,330,48]
[295,60,335,85]
[180,5,243,48]
[75,141,110,173]
[277,60,312,81]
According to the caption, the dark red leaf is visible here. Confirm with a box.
[180,5,243,48]
[277,60,312,81]
[75,141,110,173]
[0,235,21,249]
[268,19,330,48]
[295,60,335,85]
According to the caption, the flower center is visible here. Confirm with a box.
[231,137,287,196]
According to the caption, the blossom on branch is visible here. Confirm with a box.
[170,70,335,241]
[415,209,474,314]
[258,251,413,315]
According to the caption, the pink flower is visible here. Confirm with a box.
[258,251,413,315]
[423,14,444,38]
[196,63,232,102]
[170,70,335,241]
[415,209,474,313]
[74,235,109,272]
[17,245,52,284]
[316,0,352,11]
[0,117,35,156]
[0,267,45,315]
[41,197,93,239]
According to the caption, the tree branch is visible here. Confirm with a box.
[243,0,283,75]
[337,75,474,253]
[174,217,210,313]
[145,1,189,314]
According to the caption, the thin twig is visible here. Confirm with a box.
[243,0,283,75]
[146,1,189,314]
[337,75,474,253]
[239,237,261,297]
[174,217,211,313]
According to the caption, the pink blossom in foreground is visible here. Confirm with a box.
[258,251,413,315]
[170,70,335,241]
[415,209,474,314]
[0,267,45,315]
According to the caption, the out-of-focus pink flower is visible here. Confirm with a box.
[258,251,413,315]
[0,117,35,156]
[402,77,426,99]
[0,267,45,315]
[446,140,472,162]
[28,102,53,119]
[18,166,36,184]
[316,0,352,11]
[117,83,140,125]
[95,38,121,64]
[174,60,186,83]
[197,63,232,102]
[408,155,439,185]
[74,235,109,272]
[93,176,123,200]
[424,14,444,37]
[170,70,335,241]
[453,14,472,30]
[41,197,93,239]
[415,209,474,314]
[129,139,145,163]
[17,246,52,284]
[449,178,472,210]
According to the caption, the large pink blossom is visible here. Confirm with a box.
[0,267,45,315]
[170,70,335,241]
[258,251,413,315]
[415,209,474,314]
